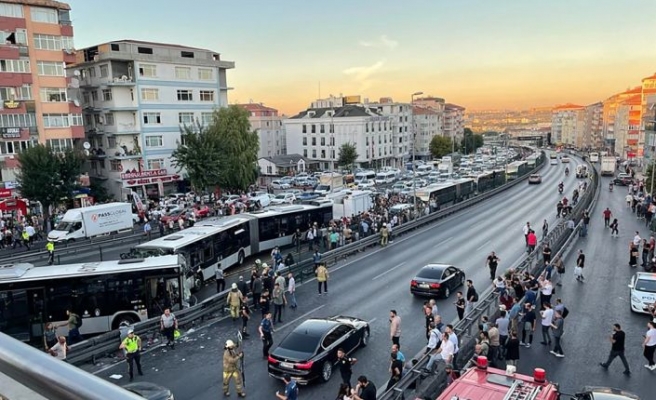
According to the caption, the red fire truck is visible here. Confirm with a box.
[437,356,560,400]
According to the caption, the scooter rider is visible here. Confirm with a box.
[565,167,569,176]
[609,182,614,192]
[558,182,564,194]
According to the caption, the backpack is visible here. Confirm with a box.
[74,314,83,328]
[561,307,569,319]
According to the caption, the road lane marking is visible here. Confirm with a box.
[438,237,454,246]
[476,239,491,251]
[372,262,406,280]
[274,305,326,331]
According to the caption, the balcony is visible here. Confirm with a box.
[105,76,135,86]
[105,103,138,112]
[109,146,142,160]
[88,148,107,159]
[79,78,99,89]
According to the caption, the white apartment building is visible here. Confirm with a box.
[412,105,442,159]
[366,98,413,167]
[444,103,465,143]
[284,104,395,170]
[237,103,285,158]
[72,40,234,200]
[551,104,584,146]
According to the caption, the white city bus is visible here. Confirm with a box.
[133,203,333,288]
[0,255,190,344]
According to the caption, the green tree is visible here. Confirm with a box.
[171,121,223,193]
[337,143,359,172]
[460,128,484,154]
[429,136,453,158]
[214,105,260,192]
[16,144,85,229]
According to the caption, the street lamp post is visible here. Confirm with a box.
[410,91,423,219]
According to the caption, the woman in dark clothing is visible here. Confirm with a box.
[505,330,521,366]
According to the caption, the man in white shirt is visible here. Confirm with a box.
[287,272,297,309]
[540,303,554,346]
[49,336,69,361]
[633,232,642,247]
[425,332,454,372]
[523,222,531,246]
[25,224,35,244]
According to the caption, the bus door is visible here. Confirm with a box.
[146,276,183,316]
[0,287,45,343]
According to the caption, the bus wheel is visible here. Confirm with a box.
[113,314,138,330]
[237,250,245,265]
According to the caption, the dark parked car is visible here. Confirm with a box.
[572,386,640,400]
[613,173,633,186]
[268,316,370,384]
[410,264,465,298]
[123,382,175,400]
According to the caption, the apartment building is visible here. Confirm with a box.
[602,87,640,153]
[443,103,465,144]
[614,95,642,159]
[551,103,584,146]
[284,104,395,170]
[71,40,234,200]
[412,105,442,160]
[583,102,603,150]
[0,0,82,184]
[641,73,656,161]
[236,102,285,158]
[367,97,413,167]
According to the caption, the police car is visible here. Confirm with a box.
[628,272,656,314]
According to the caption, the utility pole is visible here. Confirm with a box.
[411,91,423,219]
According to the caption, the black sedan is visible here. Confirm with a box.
[268,316,370,384]
[410,264,465,298]
[123,382,174,400]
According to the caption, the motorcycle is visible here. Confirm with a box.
[609,183,614,192]
[565,168,569,176]
[558,186,564,194]
[646,257,656,272]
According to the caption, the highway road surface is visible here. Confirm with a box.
[81,157,588,399]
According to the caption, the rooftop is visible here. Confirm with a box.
[552,103,585,111]
[2,0,70,10]
[237,103,279,113]
[445,103,465,111]
[289,105,382,119]
[622,95,642,106]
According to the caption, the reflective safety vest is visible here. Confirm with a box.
[21,231,28,240]
[46,242,54,252]
[122,336,140,353]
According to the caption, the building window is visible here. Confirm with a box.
[178,112,194,124]
[147,158,165,169]
[311,137,316,146]
[39,87,66,102]
[31,7,58,23]
[107,136,116,148]
[102,89,112,101]
[330,137,335,146]
[143,112,161,124]
[37,61,64,76]
[320,124,325,133]
[103,113,114,126]
[141,88,159,101]
[176,90,193,101]
[99,65,109,78]
[198,68,213,80]
[320,137,325,146]
[201,112,213,125]
[302,125,307,133]
[137,47,153,55]
[46,139,74,152]
[321,150,326,158]
[303,149,307,157]
[302,137,307,145]
[312,149,317,158]
[0,113,37,128]
[180,51,194,58]
[91,90,98,101]
[0,3,23,18]
[33,34,58,50]
[88,67,96,77]
[0,59,30,73]
[110,160,121,171]
[199,90,214,102]
[311,125,316,134]
[2,85,32,100]
[330,124,334,133]
[145,136,163,147]
[175,67,191,80]
[111,43,120,51]
[43,114,69,128]
[138,64,157,77]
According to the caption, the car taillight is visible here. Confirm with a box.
[410,280,418,287]
[267,355,278,364]
[295,361,314,370]
[430,283,440,289]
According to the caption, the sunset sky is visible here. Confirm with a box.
[68,0,656,115]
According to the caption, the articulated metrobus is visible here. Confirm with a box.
[506,161,528,180]
[415,179,475,212]
[133,203,333,289]
[0,255,190,344]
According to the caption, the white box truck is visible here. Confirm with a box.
[48,203,134,242]
[315,173,344,195]
[600,156,616,176]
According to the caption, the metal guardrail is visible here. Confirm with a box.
[67,152,547,367]
[377,154,599,400]
[0,332,143,400]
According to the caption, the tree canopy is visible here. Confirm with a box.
[171,105,259,193]
[16,144,85,221]
[460,128,484,154]
[429,136,453,158]
[337,143,359,171]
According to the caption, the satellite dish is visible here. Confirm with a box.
[73,70,81,76]
[83,142,91,150]
[73,99,80,107]
[84,149,90,156]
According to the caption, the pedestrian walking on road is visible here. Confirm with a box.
[46,239,55,265]
[629,242,639,268]
[259,312,274,359]
[540,303,553,346]
[527,231,537,253]
[215,265,225,293]
[610,219,619,237]
[159,308,177,349]
[549,310,564,358]
[316,263,329,295]
[119,329,143,382]
[240,300,251,337]
[575,250,585,282]
[465,280,478,314]
[287,272,297,309]
[542,244,552,265]
[599,323,631,375]
[337,348,357,388]
[227,283,244,322]
[520,303,536,348]
[389,310,401,348]
[505,330,520,366]
[455,292,466,320]
[272,282,286,323]
[642,239,651,267]
[603,208,612,228]
[222,339,246,397]
[523,222,531,246]
[642,320,656,370]
[542,219,548,240]
[486,252,500,280]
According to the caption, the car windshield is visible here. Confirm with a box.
[416,267,444,279]
[55,221,75,231]
[279,332,320,354]
[274,194,286,199]
[635,279,656,293]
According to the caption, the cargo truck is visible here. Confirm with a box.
[600,156,616,176]
[48,202,134,242]
[314,173,344,195]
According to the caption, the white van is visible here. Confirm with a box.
[416,165,433,176]
[355,170,376,183]
[375,170,396,185]
[629,272,656,314]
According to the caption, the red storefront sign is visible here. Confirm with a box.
[120,169,167,180]
[0,189,13,198]
[125,175,181,186]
